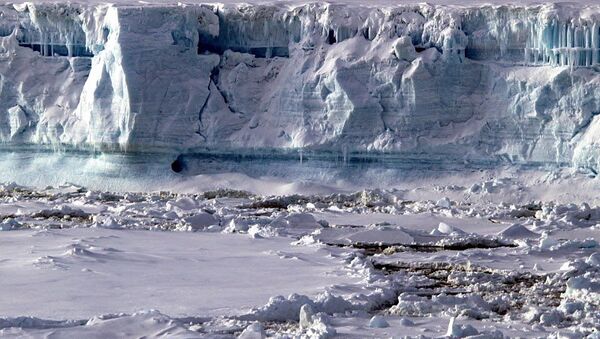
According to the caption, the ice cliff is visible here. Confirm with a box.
[1,1,600,170]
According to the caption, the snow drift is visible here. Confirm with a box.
[1,1,600,170]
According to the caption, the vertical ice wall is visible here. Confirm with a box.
[65,5,220,150]
[0,2,598,171]
[0,3,95,145]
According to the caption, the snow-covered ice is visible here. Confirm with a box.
[0,181,597,337]
[0,0,599,337]
[0,228,359,319]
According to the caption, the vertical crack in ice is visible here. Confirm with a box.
[196,75,213,142]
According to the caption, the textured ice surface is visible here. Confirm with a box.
[0,182,599,337]
[0,1,599,173]
[2,3,600,337]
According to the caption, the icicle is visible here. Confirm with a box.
[563,24,568,64]
[540,23,545,63]
[69,32,74,57]
[42,31,47,56]
[531,25,535,64]
[553,19,559,52]
[525,39,530,65]
[335,27,339,44]
[585,25,591,66]
[533,24,540,65]
[539,25,545,63]
[558,21,563,50]
[593,22,599,65]
[567,23,573,48]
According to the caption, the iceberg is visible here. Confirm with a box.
[0,1,598,171]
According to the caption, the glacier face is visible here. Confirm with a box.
[0,2,600,170]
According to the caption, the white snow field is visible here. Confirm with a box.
[0,228,360,320]
[0,0,600,338]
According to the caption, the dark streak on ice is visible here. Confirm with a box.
[171,156,185,173]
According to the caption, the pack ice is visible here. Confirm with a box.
[0,0,600,170]
[2,1,600,339]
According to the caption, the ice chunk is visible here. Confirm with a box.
[393,36,417,61]
[446,317,479,338]
[399,317,414,326]
[270,213,320,229]
[166,197,197,211]
[7,106,28,139]
[539,310,563,326]
[538,233,558,250]
[436,198,452,209]
[100,217,121,229]
[238,323,266,339]
[436,222,466,236]
[183,213,218,231]
[224,217,251,233]
[0,218,22,231]
[299,303,314,329]
[368,315,389,328]
[498,224,538,239]
[586,252,600,267]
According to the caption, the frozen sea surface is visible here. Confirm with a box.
[1,228,358,319]
[0,179,599,337]
[0,0,599,337]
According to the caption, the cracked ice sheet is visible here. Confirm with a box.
[313,211,508,235]
[0,228,360,320]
